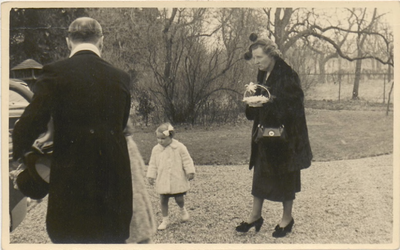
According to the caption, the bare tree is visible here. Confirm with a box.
[260,8,393,99]
[304,12,356,83]
[88,7,393,124]
[141,8,247,123]
[348,8,377,99]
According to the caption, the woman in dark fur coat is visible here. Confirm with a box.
[236,35,313,238]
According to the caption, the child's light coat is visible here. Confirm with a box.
[147,139,195,194]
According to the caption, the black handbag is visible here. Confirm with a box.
[253,124,285,143]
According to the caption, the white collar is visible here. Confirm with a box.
[158,139,179,149]
[169,139,179,149]
[69,43,101,58]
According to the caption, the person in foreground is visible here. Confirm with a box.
[147,123,195,230]
[12,17,133,243]
[124,122,157,244]
[236,34,313,238]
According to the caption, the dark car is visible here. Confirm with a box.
[9,79,33,231]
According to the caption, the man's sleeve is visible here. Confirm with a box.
[121,73,131,130]
[12,66,54,161]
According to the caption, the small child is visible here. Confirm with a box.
[147,123,195,230]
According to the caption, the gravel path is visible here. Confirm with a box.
[8,154,394,245]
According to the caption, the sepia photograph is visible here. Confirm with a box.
[2,1,399,249]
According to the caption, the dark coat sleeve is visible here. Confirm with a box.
[245,68,303,126]
[12,65,55,161]
[260,70,304,128]
[245,106,258,120]
[121,73,132,131]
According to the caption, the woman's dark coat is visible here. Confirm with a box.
[246,58,312,175]
[12,51,133,243]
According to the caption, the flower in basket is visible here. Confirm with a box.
[242,82,270,107]
[245,82,257,94]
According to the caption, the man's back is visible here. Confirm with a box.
[49,51,130,130]
[13,50,133,243]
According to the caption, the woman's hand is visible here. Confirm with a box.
[186,173,195,181]
[147,177,155,185]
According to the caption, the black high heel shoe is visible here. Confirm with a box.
[272,218,294,238]
[236,217,264,232]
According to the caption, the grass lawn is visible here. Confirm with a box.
[132,109,393,165]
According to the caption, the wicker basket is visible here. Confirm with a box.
[242,83,271,107]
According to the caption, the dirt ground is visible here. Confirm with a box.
[7,154,395,246]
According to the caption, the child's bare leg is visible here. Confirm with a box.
[158,195,170,230]
[160,195,169,217]
[175,195,184,208]
[175,195,189,221]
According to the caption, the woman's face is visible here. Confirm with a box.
[156,132,172,147]
[252,47,275,72]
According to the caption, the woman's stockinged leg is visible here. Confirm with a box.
[160,195,169,217]
[248,196,264,223]
[236,195,264,232]
[280,200,294,227]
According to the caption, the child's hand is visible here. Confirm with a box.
[148,177,155,185]
[186,173,195,181]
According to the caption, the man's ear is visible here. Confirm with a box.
[97,36,104,51]
[66,37,72,50]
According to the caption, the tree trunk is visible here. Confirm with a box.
[386,65,393,115]
[386,80,393,116]
[162,10,177,123]
[387,64,392,84]
[352,59,362,99]
[319,58,326,83]
[352,8,377,101]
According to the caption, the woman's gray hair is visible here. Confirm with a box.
[244,34,282,60]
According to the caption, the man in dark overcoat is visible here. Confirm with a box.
[12,17,133,243]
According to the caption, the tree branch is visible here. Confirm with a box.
[309,32,393,66]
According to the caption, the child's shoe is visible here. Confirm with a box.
[181,207,190,222]
[158,217,169,230]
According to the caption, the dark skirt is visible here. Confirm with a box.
[251,165,301,202]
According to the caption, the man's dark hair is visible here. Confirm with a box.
[68,17,103,43]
